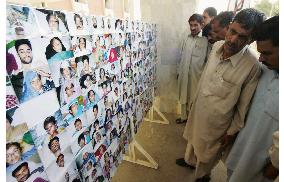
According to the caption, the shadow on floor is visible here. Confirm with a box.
[112,113,227,182]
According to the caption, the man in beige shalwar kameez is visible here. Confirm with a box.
[176,14,208,124]
[179,9,266,182]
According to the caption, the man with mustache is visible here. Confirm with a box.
[226,16,279,182]
[177,9,266,182]
[176,14,209,124]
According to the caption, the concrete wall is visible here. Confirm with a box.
[141,0,197,114]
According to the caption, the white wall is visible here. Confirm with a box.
[141,0,197,114]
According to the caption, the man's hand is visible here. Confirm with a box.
[263,162,278,180]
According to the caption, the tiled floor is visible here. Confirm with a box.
[112,113,227,182]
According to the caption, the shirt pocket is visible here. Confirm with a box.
[192,43,206,57]
[202,75,235,99]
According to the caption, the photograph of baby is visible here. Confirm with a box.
[7,160,49,182]
[46,153,81,182]
[34,8,69,36]
[6,75,19,110]
[66,12,91,36]
[6,129,41,172]
[71,35,93,57]
[70,124,92,156]
[61,96,86,124]
[6,5,39,41]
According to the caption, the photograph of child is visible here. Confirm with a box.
[6,5,39,41]
[65,114,90,138]
[34,8,69,36]
[61,97,85,124]
[71,36,92,57]
[70,125,92,155]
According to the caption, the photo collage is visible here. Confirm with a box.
[6,4,158,182]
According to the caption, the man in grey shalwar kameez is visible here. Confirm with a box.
[176,14,208,124]
[226,16,279,182]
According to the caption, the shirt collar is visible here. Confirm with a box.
[188,31,202,38]
[216,42,248,67]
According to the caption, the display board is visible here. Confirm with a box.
[6,4,158,182]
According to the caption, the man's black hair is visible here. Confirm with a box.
[213,11,234,28]
[15,39,32,52]
[43,116,57,130]
[48,136,59,150]
[233,8,266,37]
[12,162,29,177]
[78,133,85,144]
[188,14,204,24]
[252,15,279,46]
[204,7,217,17]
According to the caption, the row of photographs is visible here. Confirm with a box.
[7,4,158,41]
[6,28,158,110]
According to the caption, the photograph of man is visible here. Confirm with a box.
[74,13,83,30]
[11,161,48,182]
